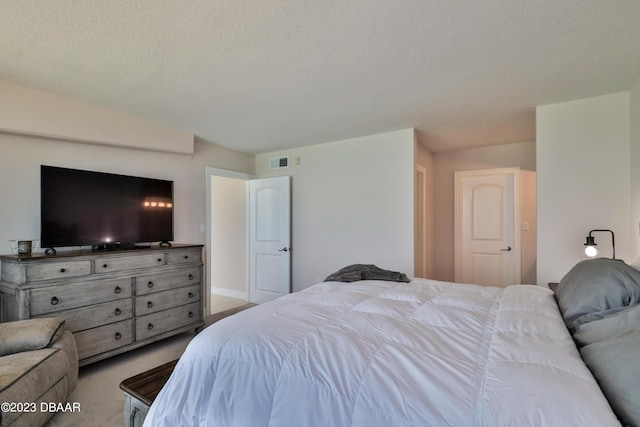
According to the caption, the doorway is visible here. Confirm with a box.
[206,168,253,315]
[454,167,537,286]
[205,168,292,315]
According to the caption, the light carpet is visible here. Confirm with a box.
[45,303,255,426]
[46,331,193,427]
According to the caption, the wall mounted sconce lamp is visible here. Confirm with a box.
[584,229,615,259]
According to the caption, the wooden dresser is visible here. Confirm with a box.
[0,244,204,366]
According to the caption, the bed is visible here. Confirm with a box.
[144,260,640,426]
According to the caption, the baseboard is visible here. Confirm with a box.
[211,287,247,300]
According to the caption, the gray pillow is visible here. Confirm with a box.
[555,258,640,331]
[573,304,640,348]
[580,330,640,426]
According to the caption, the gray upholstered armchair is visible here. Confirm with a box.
[0,318,78,427]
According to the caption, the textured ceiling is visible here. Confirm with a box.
[1,1,640,154]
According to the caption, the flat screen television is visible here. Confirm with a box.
[40,165,174,252]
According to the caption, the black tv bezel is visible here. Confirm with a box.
[40,165,174,252]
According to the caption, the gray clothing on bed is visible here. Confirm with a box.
[324,264,410,283]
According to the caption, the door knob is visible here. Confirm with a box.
[278,247,289,252]
[500,246,512,252]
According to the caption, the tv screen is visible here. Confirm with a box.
[41,165,174,249]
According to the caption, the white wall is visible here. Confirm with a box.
[0,80,194,154]
[537,92,631,286]
[432,141,536,282]
[520,170,537,285]
[210,175,248,298]
[0,133,254,255]
[255,129,415,291]
[630,78,640,257]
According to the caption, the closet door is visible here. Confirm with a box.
[454,168,520,287]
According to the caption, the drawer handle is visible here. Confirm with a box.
[189,311,194,318]
[115,308,122,316]
[115,332,122,340]
[103,263,108,268]
[50,296,59,305]
[147,301,153,308]
[188,274,194,280]
[59,268,66,273]
[188,292,194,299]
[130,407,140,425]
[114,286,121,294]
[147,281,154,288]
[147,323,154,331]
[183,255,189,259]
[157,258,162,262]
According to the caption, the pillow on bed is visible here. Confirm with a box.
[555,258,640,331]
[574,304,640,426]
[580,330,640,427]
[573,303,640,348]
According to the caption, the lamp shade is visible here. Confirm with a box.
[583,230,615,259]
[584,244,598,257]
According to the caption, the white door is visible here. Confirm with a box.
[454,168,520,287]
[249,176,291,304]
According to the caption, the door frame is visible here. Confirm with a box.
[454,167,521,285]
[415,164,427,278]
[205,167,255,315]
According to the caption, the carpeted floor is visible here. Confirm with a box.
[46,304,255,426]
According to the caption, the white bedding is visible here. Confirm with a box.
[144,279,621,426]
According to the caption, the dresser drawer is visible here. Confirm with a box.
[31,277,132,315]
[94,253,165,273]
[166,249,202,265]
[135,283,201,316]
[36,299,133,333]
[74,319,133,360]
[26,260,92,282]
[135,302,201,341]
[135,267,201,296]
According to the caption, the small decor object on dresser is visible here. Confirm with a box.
[0,244,204,366]
[8,239,39,255]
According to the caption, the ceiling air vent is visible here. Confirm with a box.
[270,156,289,169]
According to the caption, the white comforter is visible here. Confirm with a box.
[144,279,621,427]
